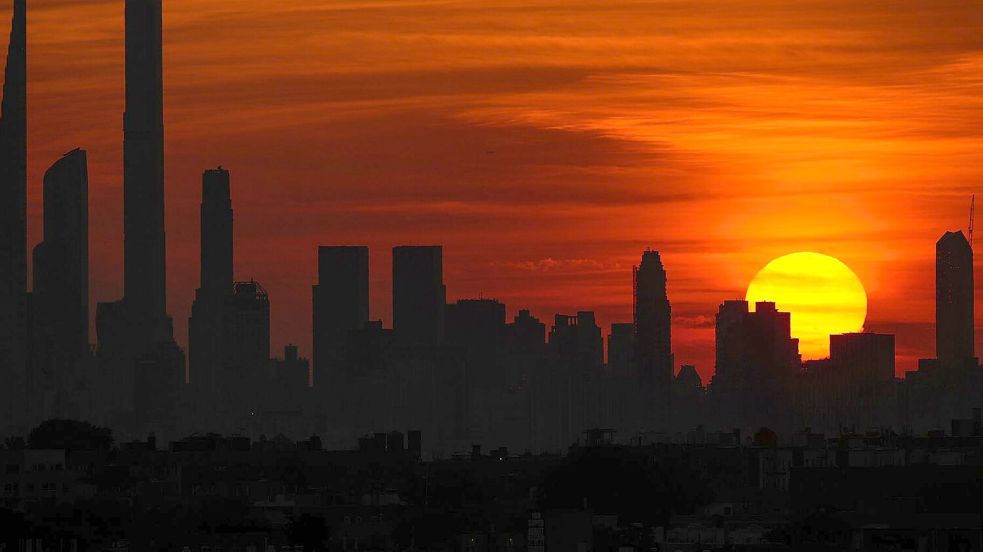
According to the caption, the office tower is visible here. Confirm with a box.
[507,309,546,354]
[549,312,603,447]
[226,281,271,377]
[312,246,368,386]
[0,0,26,431]
[608,323,634,378]
[445,299,507,352]
[33,149,89,359]
[393,246,445,345]
[446,299,507,444]
[189,167,233,401]
[936,231,974,366]
[200,168,232,294]
[828,332,896,430]
[710,301,800,432]
[123,0,166,322]
[96,0,181,432]
[634,250,673,429]
[30,150,89,418]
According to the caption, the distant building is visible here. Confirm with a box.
[189,167,234,412]
[507,309,546,354]
[608,323,634,378]
[710,301,800,432]
[30,149,89,420]
[0,0,27,434]
[634,250,673,430]
[312,246,369,388]
[936,230,974,366]
[549,312,603,448]
[392,246,445,346]
[96,0,183,435]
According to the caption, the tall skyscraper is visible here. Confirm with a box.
[936,230,974,366]
[0,0,27,431]
[189,168,234,405]
[633,250,673,428]
[31,149,89,405]
[200,168,232,294]
[393,246,445,346]
[312,246,369,386]
[123,0,166,322]
[96,0,181,431]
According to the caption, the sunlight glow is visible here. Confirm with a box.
[746,252,867,359]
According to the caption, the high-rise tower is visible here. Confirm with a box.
[30,149,89,420]
[123,0,166,321]
[393,246,445,346]
[189,168,233,404]
[313,246,369,387]
[200,167,232,294]
[633,250,673,428]
[0,0,27,431]
[32,149,89,361]
[936,230,974,365]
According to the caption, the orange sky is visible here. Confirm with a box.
[11,0,983,381]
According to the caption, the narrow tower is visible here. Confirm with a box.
[936,230,974,366]
[123,0,166,321]
[200,167,233,294]
[189,167,233,414]
[0,0,27,430]
[634,250,673,429]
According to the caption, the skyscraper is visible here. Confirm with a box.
[200,168,232,294]
[0,0,27,431]
[96,0,180,430]
[710,301,800,431]
[633,250,673,429]
[31,149,89,413]
[312,246,369,386]
[189,168,233,405]
[123,0,166,322]
[936,230,974,366]
[393,246,445,346]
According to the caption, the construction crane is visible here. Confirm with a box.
[970,194,976,250]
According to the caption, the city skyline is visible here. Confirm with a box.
[5,1,983,383]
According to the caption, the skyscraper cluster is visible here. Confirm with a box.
[0,0,980,454]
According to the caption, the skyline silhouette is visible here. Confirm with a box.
[1,1,982,381]
[4,1,983,549]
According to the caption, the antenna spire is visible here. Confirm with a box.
[970,194,975,250]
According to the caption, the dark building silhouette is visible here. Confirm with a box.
[224,280,271,423]
[312,246,368,387]
[549,312,603,448]
[608,323,634,379]
[123,0,166,322]
[710,301,800,432]
[445,299,506,352]
[30,149,89,419]
[393,246,445,345]
[96,0,183,434]
[633,250,673,430]
[189,167,233,413]
[0,0,27,433]
[446,298,507,444]
[936,230,974,366]
[506,309,546,354]
[200,168,232,294]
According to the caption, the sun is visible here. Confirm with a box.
[745,252,867,360]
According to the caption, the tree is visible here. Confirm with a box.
[27,419,113,450]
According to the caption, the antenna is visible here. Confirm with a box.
[970,194,976,250]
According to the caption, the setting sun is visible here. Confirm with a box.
[745,252,868,359]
